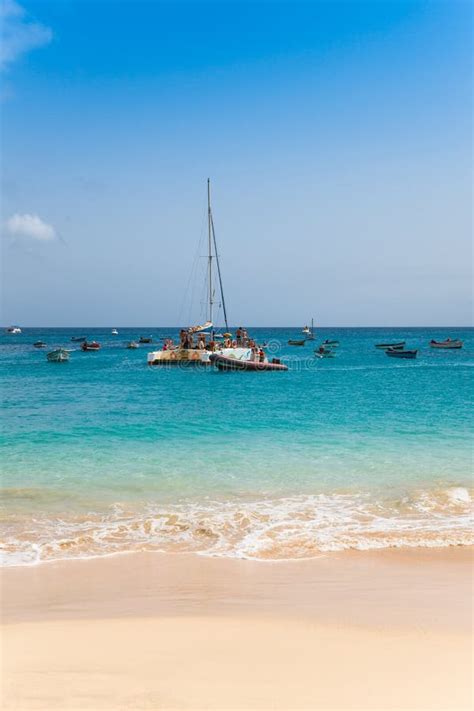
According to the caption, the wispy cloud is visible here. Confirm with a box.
[1,0,53,71]
[6,213,56,241]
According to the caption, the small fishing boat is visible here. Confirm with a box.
[126,341,139,349]
[210,354,288,372]
[47,348,70,362]
[322,339,339,346]
[111,328,118,335]
[315,347,336,358]
[71,336,86,342]
[375,341,406,350]
[430,339,463,349]
[288,339,306,346]
[6,326,21,334]
[33,341,47,348]
[302,325,311,335]
[385,348,417,359]
[139,336,153,344]
[81,341,101,351]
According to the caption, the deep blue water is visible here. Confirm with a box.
[1,326,472,564]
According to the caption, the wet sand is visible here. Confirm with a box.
[1,548,473,709]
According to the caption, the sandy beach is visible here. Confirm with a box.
[1,547,472,710]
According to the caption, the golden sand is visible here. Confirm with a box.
[1,548,473,710]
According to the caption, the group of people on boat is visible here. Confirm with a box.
[159,327,268,363]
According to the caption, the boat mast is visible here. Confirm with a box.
[207,178,213,324]
[210,211,229,333]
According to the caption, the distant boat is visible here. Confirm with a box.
[430,339,463,349]
[375,341,406,350]
[315,346,336,358]
[81,341,101,351]
[111,328,118,335]
[139,336,153,344]
[47,348,70,362]
[210,354,288,371]
[322,339,339,346]
[305,318,316,341]
[33,341,47,348]
[385,349,417,359]
[288,339,306,346]
[71,336,86,342]
[126,341,139,349]
[302,325,311,335]
[6,326,21,334]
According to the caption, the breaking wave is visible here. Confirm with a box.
[1,486,473,566]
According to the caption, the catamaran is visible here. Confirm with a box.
[148,180,251,366]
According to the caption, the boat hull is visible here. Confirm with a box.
[430,340,463,349]
[385,349,417,359]
[210,354,288,371]
[147,347,251,366]
[375,342,406,350]
[288,340,306,346]
[47,349,70,362]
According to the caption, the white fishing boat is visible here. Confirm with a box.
[6,326,22,334]
[302,325,311,335]
[111,328,118,335]
[148,180,252,366]
[47,348,70,362]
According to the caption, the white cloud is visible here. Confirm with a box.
[1,0,53,70]
[6,213,56,241]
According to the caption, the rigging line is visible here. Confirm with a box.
[210,212,229,332]
[178,209,207,327]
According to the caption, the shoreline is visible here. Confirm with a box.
[2,546,472,710]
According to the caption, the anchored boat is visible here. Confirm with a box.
[148,180,252,366]
[385,348,417,359]
[430,339,463,349]
[47,348,70,362]
[71,336,86,342]
[210,353,288,372]
[81,341,101,351]
[33,341,47,348]
[375,341,406,350]
[288,339,306,346]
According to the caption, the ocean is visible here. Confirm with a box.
[1,326,472,566]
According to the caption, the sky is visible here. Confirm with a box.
[1,0,472,327]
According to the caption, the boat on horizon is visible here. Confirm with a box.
[385,348,417,359]
[81,341,101,351]
[47,348,70,362]
[375,341,406,350]
[111,328,118,335]
[288,339,306,346]
[6,326,21,334]
[430,339,463,349]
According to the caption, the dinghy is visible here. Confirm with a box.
[375,341,406,350]
[47,348,70,362]
[81,341,101,351]
[385,349,417,359]
[430,339,463,349]
[210,354,288,372]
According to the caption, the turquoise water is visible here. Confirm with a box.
[1,327,473,564]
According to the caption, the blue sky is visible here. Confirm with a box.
[1,0,472,326]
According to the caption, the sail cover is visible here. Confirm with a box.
[188,321,213,334]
